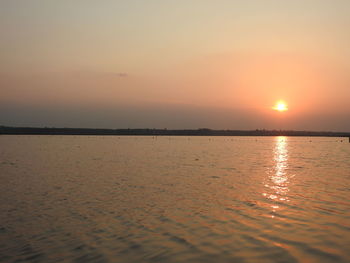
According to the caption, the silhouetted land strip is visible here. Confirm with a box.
[1,126,350,137]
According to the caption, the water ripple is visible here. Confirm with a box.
[1,136,350,262]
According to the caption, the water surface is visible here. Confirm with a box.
[1,136,350,263]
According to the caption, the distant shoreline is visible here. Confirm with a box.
[1,126,349,137]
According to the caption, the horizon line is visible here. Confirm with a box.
[1,125,350,137]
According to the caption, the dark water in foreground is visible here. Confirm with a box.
[1,136,350,263]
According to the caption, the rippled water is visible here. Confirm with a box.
[1,135,350,263]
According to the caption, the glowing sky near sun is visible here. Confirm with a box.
[1,1,350,130]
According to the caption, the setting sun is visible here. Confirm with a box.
[273,101,288,112]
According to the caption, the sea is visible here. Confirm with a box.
[1,135,349,263]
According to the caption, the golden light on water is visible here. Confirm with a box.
[273,136,289,186]
[270,136,290,200]
[263,136,291,216]
[273,100,288,112]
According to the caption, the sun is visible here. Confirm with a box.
[273,100,288,112]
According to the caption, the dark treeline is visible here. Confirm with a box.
[1,126,350,137]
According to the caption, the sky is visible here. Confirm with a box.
[1,0,350,131]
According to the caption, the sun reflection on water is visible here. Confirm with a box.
[263,136,290,214]
[273,136,289,192]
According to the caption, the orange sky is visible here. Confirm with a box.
[1,1,350,130]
